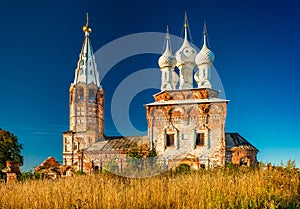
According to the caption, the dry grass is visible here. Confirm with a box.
[0,168,299,209]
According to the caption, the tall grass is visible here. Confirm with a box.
[0,167,299,209]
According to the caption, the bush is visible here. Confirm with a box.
[18,170,43,181]
[174,164,191,174]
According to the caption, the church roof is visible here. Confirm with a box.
[85,136,148,154]
[84,133,257,154]
[225,133,258,151]
[1,161,20,173]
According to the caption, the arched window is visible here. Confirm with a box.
[196,133,205,146]
[166,134,175,147]
[89,89,96,100]
[77,87,84,101]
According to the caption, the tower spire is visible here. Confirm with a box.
[184,11,188,41]
[166,25,170,39]
[203,21,207,47]
[73,13,100,86]
[86,12,89,25]
[165,25,171,52]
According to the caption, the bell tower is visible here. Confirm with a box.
[62,14,104,169]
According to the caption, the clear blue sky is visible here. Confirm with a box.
[0,0,299,170]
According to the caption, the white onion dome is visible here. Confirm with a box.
[195,42,215,65]
[175,24,197,67]
[158,28,177,68]
[195,25,215,65]
[158,42,177,68]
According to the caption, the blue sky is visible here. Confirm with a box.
[0,0,299,170]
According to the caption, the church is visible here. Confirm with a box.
[62,14,258,174]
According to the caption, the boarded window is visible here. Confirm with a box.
[166,134,175,147]
[196,133,205,146]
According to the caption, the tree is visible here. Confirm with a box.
[0,128,23,171]
[125,142,161,177]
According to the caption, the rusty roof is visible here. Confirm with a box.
[85,136,148,154]
[85,133,257,154]
[225,133,258,151]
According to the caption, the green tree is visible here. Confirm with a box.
[125,143,160,177]
[0,129,23,171]
[104,157,119,174]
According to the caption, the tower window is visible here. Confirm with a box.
[166,134,175,147]
[65,144,71,152]
[77,87,84,101]
[89,89,96,100]
[196,133,205,146]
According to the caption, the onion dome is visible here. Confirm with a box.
[158,26,177,68]
[195,23,215,65]
[175,12,197,66]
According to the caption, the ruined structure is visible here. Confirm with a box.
[35,156,74,179]
[62,14,258,173]
[225,133,258,166]
[1,161,20,183]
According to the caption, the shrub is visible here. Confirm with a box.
[174,163,191,174]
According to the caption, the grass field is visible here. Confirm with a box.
[0,166,299,209]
